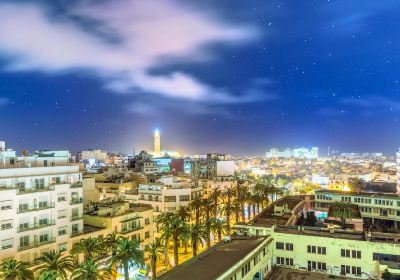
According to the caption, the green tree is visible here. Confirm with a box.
[201,197,214,248]
[156,211,174,264]
[210,218,226,242]
[0,259,34,280]
[71,237,103,260]
[190,223,205,257]
[108,238,144,280]
[34,250,74,280]
[190,195,203,227]
[210,188,222,219]
[331,201,353,229]
[71,258,111,280]
[169,214,190,266]
[145,239,164,279]
[221,187,234,235]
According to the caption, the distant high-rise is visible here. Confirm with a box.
[154,129,160,155]
[266,147,319,159]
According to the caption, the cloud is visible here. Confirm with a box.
[342,95,400,111]
[0,0,263,111]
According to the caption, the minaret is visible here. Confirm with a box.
[154,129,160,155]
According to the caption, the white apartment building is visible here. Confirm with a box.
[133,176,204,213]
[0,149,83,265]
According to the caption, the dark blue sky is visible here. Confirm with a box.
[0,0,400,155]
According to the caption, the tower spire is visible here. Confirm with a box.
[154,129,160,155]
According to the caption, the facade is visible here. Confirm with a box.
[81,149,108,163]
[0,160,83,264]
[135,176,203,213]
[397,148,400,194]
[315,189,400,230]
[83,199,154,247]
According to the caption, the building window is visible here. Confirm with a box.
[58,227,67,236]
[145,218,150,225]
[164,196,176,202]
[145,231,150,239]
[0,200,12,210]
[2,238,13,250]
[276,242,284,250]
[1,220,12,230]
[58,193,67,202]
[285,243,293,251]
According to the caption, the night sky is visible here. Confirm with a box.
[1,0,400,155]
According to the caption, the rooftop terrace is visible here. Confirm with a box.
[158,237,267,280]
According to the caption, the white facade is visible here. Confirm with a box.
[81,150,108,162]
[0,165,83,264]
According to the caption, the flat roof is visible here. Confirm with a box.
[316,189,400,199]
[270,267,357,280]
[158,237,266,280]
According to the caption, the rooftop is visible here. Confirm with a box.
[158,237,267,280]
[316,189,400,199]
[252,196,305,226]
[269,267,357,280]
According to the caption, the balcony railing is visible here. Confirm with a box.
[0,185,18,192]
[70,215,83,221]
[18,237,56,252]
[17,185,55,195]
[120,226,143,234]
[70,231,84,238]
[70,198,83,205]
[18,220,56,233]
[17,202,55,213]
[70,182,82,188]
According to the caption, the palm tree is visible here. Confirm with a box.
[210,188,222,219]
[231,198,244,223]
[168,214,190,266]
[201,197,214,248]
[145,239,164,279]
[251,193,263,215]
[221,187,234,235]
[190,195,203,227]
[103,232,121,280]
[37,271,57,280]
[190,223,205,257]
[210,218,226,242]
[177,205,191,223]
[34,250,74,280]
[108,238,144,280]
[71,258,111,280]
[331,201,353,229]
[156,211,174,264]
[71,237,103,260]
[0,259,34,280]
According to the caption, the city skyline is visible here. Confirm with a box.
[1,0,400,154]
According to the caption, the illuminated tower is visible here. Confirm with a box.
[154,129,160,155]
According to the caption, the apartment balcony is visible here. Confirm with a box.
[17,185,55,195]
[0,185,18,192]
[37,237,56,248]
[70,182,82,189]
[70,231,84,238]
[70,215,83,222]
[120,226,143,234]
[17,202,55,214]
[18,220,56,233]
[18,242,35,252]
[18,237,56,252]
[70,197,83,205]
